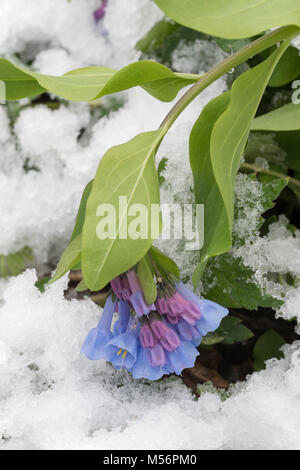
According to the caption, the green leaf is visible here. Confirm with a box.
[35,276,51,293]
[214,37,252,54]
[137,256,157,304]
[0,246,34,278]
[136,18,180,54]
[190,92,231,287]
[0,58,198,103]
[153,0,300,39]
[0,59,45,100]
[149,245,180,278]
[275,131,300,172]
[269,46,300,87]
[252,103,300,131]
[202,253,283,310]
[201,332,224,346]
[253,329,285,370]
[70,180,94,242]
[35,66,116,102]
[76,278,88,292]
[192,44,289,288]
[143,25,206,66]
[211,44,289,244]
[82,131,163,291]
[260,178,289,217]
[95,61,198,103]
[191,46,289,288]
[48,235,82,284]
[0,59,115,101]
[217,316,254,345]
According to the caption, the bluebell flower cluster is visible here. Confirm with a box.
[81,267,228,380]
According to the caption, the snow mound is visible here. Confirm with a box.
[233,186,300,325]
[1,270,300,450]
[0,0,162,71]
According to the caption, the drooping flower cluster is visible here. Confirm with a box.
[81,265,228,380]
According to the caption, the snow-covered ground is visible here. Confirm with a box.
[1,271,300,450]
[1,0,300,450]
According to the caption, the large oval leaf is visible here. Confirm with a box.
[82,131,163,291]
[189,92,231,287]
[191,41,290,288]
[252,103,300,131]
[0,59,198,102]
[153,0,300,39]
[32,67,116,101]
[210,42,290,238]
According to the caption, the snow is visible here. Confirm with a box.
[230,174,300,331]
[104,0,163,69]
[292,35,300,51]
[1,0,300,451]
[172,39,227,74]
[0,0,162,72]
[0,26,227,267]
[232,174,264,243]
[233,191,300,325]
[1,270,300,450]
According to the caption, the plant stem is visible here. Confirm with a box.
[159,25,300,134]
[241,162,300,188]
